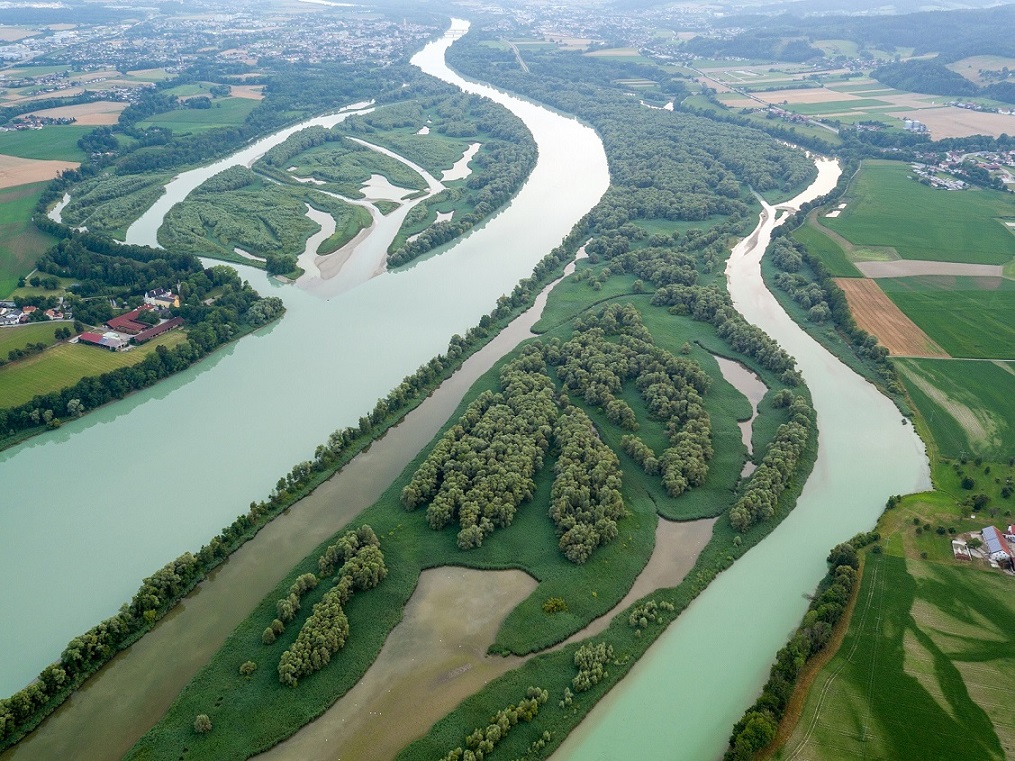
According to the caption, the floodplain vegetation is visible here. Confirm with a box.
[3,18,832,761]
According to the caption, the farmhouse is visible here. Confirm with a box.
[106,305,155,335]
[78,331,129,351]
[134,316,184,344]
[981,526,1013,568]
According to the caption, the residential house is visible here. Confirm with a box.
[144,288,179,309]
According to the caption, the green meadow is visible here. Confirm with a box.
[0,125,90,162]
[0,323,62,357]
[0,183,58,297]
[895,357,1015,459]
[0,332,187,408]
[780,552,1015,761]
[138,98,258,135]
[825,160,1015,264]
[880,276,1015,359]
[791,214,862,277]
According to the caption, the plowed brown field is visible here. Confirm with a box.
[834,278,949,357]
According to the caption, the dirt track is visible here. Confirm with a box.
[835,278,949,357]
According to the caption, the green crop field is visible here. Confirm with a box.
[0,323,62,357]
[138,98,257,135]
[895,357,1015,459]
[785,98,892,115]
[0,322,61,357]
[825,161,1015,264]
[0,182,58,297]
[0,331,187,408]
[880,276,1015,359]
[780,552,1015,761]
[0,126,90,161]
[791,216,862,277]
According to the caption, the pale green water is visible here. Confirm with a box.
[554,160,931,761]
[0,18,609,695]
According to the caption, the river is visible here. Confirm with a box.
[0,17,609,696]
[552,159,930,760]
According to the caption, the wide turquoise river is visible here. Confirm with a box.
[2,19,931,761]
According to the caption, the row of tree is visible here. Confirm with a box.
[725,532,878,760]
[439,686,549,761]
[728,395,814,533]
[550,303,714,497]
[550,406,626,564]
[276,526,387,687]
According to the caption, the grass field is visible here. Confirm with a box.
[825,161,1015,264]
[0,323,62,357]
[138,98,257,135]
[779,552,1014,761]
[791,214,862,277]
[0,182,58,297]
[879,276,1015,359]
[895,358,1015,459]
[785,98,892,115]
[0,126,90,162]
[0,331,187,408]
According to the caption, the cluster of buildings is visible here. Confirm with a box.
[911,162,968,190]
[0,302,66,327]
[910,149,1015,190]
[77,289,183,352]
[950,100,1015,117]
[955,525,1015,572]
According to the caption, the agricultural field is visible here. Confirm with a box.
[879,276,1015,359]
[781,457,1015,761]
[26,100,126,126]
[681,95,841,147]
[790,214,861,277]
[0,323,63,358]
[137,97,258,135]
[835,278,947,357]
[896,358,1015,459]
[824,161,1015,264]
[946,55,1015,86]
[0,154,78,190]
[0,126,91,162]
[0,182,59,297]
[0,331,187,408]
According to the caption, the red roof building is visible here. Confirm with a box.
[106,305,154,335]
[134,317,184,344]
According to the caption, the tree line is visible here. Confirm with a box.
[276,526,387,687]
[438,686,549,761]
[724,531,879,760]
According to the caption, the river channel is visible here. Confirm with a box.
[552,160,931,760]
[0,18,609,696]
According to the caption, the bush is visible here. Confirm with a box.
[194,714,212,734]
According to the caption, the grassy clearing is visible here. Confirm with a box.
[791,213,862,277]
[138,98,257,135]
[895,358,1015,459]
[125,276,799,761]
[825,160,1015,264]
[0,331,187,408]
[880,276,1015,359]
[0,126,90,161]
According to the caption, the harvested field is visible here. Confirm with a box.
[229,84,264,100]
[0,28,36,41]
[27,100,126,126]
[835,277,948,357]
[855,260,1004,279]
[890,107,1015,139]
[0,154,78,189]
